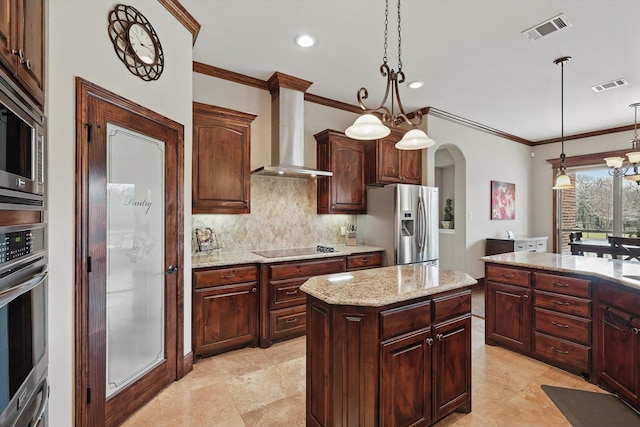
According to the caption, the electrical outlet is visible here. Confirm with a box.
[340,226,346,236]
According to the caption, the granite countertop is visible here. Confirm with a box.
[191,244,385,268]
[300,263,477,307]
[481,251,640,292]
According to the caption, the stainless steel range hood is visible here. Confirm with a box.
[252,72,333,178]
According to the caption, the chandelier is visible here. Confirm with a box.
[552,56,574,190]
[604,102,640,183]
[345,0,435,150]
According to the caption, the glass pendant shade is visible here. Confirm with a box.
[604,157,625,168]
[395,128,435,150]
[624,173,640,182]
[552,172,573,190]
[626,151,640,164]
[345,114,391,140]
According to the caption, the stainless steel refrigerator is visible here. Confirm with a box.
[357,184,439,266]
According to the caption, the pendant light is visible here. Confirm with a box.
[345,0,435,150]
[604,102,640,183]
[553,56,574,190]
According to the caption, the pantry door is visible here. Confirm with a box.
[75,78,185,427]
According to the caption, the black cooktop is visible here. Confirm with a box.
[253,245,335,258]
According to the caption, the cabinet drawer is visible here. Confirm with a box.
[534,332,590,373]
[534,308,591,345]
[270,305,306,341]
[486,265,531,287]
[432,290,471,323]
[193,265,258,289]
[380,300,431,340]
[536,240,547,252]
[534,272,590,298]
[347,252,382,270]
[270,278,307,309]
[269,257,345,280]
[598,283,640,315]
[534,290,590,318]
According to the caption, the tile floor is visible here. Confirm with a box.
[122,292,606,427]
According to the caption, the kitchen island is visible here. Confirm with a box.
[300,263,477,427]
[481,251,640,413]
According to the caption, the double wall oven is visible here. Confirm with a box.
[0,69,48,427]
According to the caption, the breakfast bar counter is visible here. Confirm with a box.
[300,263,477,427]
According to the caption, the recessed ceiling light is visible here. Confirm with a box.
[295,34,317,48]
[408,81,424,89]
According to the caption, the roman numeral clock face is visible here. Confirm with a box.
[108,4,164,81]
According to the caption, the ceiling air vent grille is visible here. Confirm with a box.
[522,14,572,41]
[591,78,629,92]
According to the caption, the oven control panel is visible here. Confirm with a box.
[0,225,45,265]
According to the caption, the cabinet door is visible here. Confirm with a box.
[380,328,432,427]
[14,0,43,105]
[486,281,531,352]
[400,149,422,184]
[377,137,402,183]
[596,305,640,403]
[193,282,259,356]
[192,104,256,214]
[0,0,16,73]
[433,316,471,421]
[329,138,366,213]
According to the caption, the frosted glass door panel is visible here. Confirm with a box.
[105,123,165,398]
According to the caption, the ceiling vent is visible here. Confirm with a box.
[522,14,572,41]
[591,78,629,92]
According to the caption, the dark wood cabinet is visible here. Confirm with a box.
[485,237,548,255]
[192,103,256,214]
[596,283,640,408]
[485,265,532,352]
[193,265,259,357]
[365,129,422,186]
[314,129,366,214]
[307,287,471,426]
[260,256,346,347]
[346,251,382,271]
[0,0,44,105]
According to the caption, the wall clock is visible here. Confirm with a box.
[107,4,164,81]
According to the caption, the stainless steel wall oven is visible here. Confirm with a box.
[0,69,45,210]
[0,223,48,427]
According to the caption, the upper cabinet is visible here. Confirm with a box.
[315,129,366,214]
[0,0,45,106]
[365,129,422,186]
[192,102,256,214]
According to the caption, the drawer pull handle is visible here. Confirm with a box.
[362,258,369,263]
[552,321,569,329]
[251,288,257,293]
[553,282,569,288]
[523,294,529,300]
[633,328,640,335]
[285,290,298,295]
[222,274,235,279]
[426,338,434,346]
[552,300,570,306]
[501,274,515,279]
[285,318,298,324]
[436,333,444,341]
[551,346,569,354]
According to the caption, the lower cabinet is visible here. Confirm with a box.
[193,265,259,357]
[485,280,531,352]
[596,283,640,408]
[307,288,472,426]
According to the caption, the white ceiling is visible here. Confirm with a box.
[182,0,640,143]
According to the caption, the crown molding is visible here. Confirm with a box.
[158,0,201,44]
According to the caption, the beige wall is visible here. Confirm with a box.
[47,1,193,424]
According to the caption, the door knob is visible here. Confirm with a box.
[166,265,178,274]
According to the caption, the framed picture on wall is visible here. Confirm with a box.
[491,181,515,220]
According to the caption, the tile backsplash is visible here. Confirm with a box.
[192,175,352,253]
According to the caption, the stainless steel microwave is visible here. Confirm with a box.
[0,70,45,209]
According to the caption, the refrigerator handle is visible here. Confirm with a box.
[417,196,426,253]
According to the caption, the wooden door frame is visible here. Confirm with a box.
[74,77,187,426]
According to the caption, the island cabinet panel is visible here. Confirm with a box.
[260,257,345,347]
[485,281,531,352]
[192,265,259,357]
[192,103,256,214]
[380,328,432,427]
[305,286,472,427]
[595,283,640,408]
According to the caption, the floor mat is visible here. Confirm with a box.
[541,385,640,427]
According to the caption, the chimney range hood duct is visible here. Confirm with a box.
[252,72,333,178]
